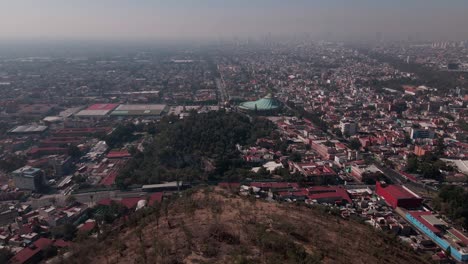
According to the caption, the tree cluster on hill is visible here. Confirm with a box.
[405,153,447,181]
[116,111,276,188]
[432,185,468,229]
[99,121,160,149]
[105,123,139,149]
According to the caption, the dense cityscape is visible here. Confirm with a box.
[5,0,468,261]
[0,38,466,263]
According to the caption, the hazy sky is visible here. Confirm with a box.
[1,0,468,41]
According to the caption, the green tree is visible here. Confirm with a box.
[406,156,419,173]
[67,145,82,159]
[290,152,302,162]
[349,138,362,150]
[51,223,77,241]
[42,245,58,258]
[0,248,13,263]
[0,155,27,173]
[116,111,276,187]
[333,128,343,138]
[257,166,270,177]
[66,195,77,206]
[435,137,445,157]
[105,123,138,148]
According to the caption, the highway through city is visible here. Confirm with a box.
[215,77,228,103]
[372,163,437,198]
[27,189,148,209]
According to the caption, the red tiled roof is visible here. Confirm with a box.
[120,197,141,209]
[307,186,352,204]
[277,189,308,197]
[78,221,96,233]
[18,225,32,235]
[449,228,468,245]
[106,150,131,159]
[33,238,53,249]
[100,171,118,186]
[335,143,347,149]
[149,192,163,205]
[298,163,336,176]
[86,104,118,111]
[97,198,113,206]
[28,147,67,155]
[53,239,71,248]
[10,238,54,264]
[11,247,40,264]
[382,184,417,200]
[399,171,418,182]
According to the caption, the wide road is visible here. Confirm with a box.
[215,77,228,104]
[373,163,437,198]
[27,189,148,209]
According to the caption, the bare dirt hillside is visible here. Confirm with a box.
[67,187,432,264]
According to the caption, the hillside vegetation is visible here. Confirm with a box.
[117,111,276,188]
[67,187,432,264]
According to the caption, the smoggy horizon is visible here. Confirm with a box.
[1,0,468,42]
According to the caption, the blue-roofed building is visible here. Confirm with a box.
[402,209,468,262]
[238,94,281,114]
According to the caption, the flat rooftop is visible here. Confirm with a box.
[75,104,119,117]
[86,104,119,111]
[13,166,41,175]
[75,110,112,117]
[9,125,48,134]
[380,183,421,199]
[110,104,168,116]
[421,214,448,226]
[142,181,183,189]
[408,211,441,234]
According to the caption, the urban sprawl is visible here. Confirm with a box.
[0,40,467,263]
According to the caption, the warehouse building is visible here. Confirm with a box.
[403,210,468,262]
[75,104,119,117]
[110,104,168,118]
[306,186,352,205]
[8,125,48,135]
[375,182,423,209]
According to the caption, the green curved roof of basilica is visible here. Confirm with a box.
[238,94,280,111]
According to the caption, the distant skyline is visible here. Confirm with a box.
[1,0,468,42]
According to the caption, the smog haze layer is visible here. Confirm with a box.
[1,0,468,43]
